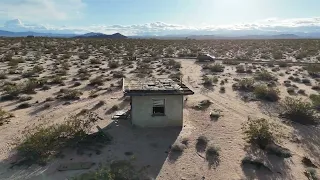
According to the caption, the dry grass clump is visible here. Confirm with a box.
[304,168,319,180]
[203,75,218,86]
[254,70,277,81]
[242,117,280,148]
[171,142,186,153]
[0,108,14,126]
[57,89,82,100]
[254,85,280,102]
[72,160,147,180]
[236,65,253,73]
[203,63,225,73]
[310,94,320,111]
[193,100,212,110]
[232,78,255,91]
[108,60,120,68]
[281,97,319,125]
[89,76,104,86]
[306,64,320,78]
[15,112,101,165]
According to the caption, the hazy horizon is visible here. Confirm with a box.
[0,0,320,36]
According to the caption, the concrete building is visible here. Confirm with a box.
[123,78,194,127]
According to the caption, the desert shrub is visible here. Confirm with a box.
[281,97,319,125]
[112,71,125,78]
[287,87,296,94]
[203,76,218,86]
[193,100,212,110]
[197,136,208,147]
[306,65,320,78]
[108,61,120,68]
[2,84,22,100]
[302,78,311,84]
[312,85,320,91]
[310,94,320,110]
[73,81,82,87]
[32,65,44,73]
[292,77,301,83]
[19,96,33,102]
[110,105,119,111]
[90,58,101,64]
[171,142,186,152]
[16,112,100,165]
[219,86,225,93]
[254,85,280,102]
[79,53,89,60]
[203,63,224,73]
[222,60,240,65]
[164,59,181,69]
[0,108,13,126]
[0,71,7,79]
[242,117,280,148]
[89,76,104,86]
[236,65,246,73]
[206,145,220,157]
[17,102,31,109]
[72,160,147,180]
[298,89,306,95]
[233,78,255,91]
[49,76,64,85]
[304,168,319,180]
[278,61,288,67]
[254,70,276,81]
[22,70,37,78]
[57,89,82,100]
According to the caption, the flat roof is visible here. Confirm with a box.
[123,78,194,96]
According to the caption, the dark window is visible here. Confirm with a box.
[152,99,165,116]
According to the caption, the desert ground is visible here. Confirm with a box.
[0,38,319,180]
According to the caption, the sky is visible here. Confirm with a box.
[0,0,320,36]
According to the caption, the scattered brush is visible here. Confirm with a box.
[193,100,212,110]
[254,85,280,102]
[281,97,319,125]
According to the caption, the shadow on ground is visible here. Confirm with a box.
[291,124,320,165]
[241,145,294,180]
[0,119,181,180]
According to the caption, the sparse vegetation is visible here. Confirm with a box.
[16,112,101,165]
[254,85,280,102]
[281,97,319,125]
[242,117,280,148]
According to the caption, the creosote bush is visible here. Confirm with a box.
[0,108,13,126]
[254,70,276,81]
[281,97,319,125]
[203,63,225,73]
[72,160,147,180]
[57,89,82,100]
[242,117,280,148]
[16,112,100,165]
[254,85,280,102]
[233,78,255,91]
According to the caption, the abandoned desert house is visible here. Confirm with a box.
[122,78,194,127]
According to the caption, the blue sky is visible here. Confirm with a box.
[77,0,320,26]
[0,0,320,35]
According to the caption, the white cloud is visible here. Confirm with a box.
[0,0,85,22]
[1,17,320,36]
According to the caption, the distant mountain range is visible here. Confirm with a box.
[0,29,319,39]
[74,32,127,39]
[0,30,128,39]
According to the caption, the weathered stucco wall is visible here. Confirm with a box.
[131,95,183,127]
